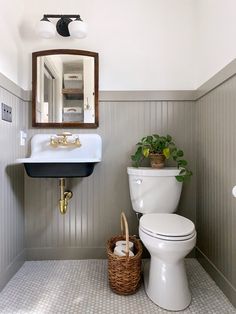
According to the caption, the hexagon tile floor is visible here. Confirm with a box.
[0,259,235,314]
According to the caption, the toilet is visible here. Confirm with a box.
[127,167,196,311]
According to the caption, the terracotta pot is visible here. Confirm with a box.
[149,153,166,169]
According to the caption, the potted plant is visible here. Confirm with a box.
[131,134,192,182]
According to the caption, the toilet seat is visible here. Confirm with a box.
[140,213,195,241]
[140,226,196,241]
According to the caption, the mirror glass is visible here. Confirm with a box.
[32,50,98,128]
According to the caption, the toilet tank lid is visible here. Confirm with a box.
[140,213,195,237]
[127,167,180,177]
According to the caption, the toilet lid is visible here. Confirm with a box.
[140,213,195,237]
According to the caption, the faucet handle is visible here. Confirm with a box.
[50,136,57,146]
[76,137,81,147]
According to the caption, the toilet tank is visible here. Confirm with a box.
[127,167,183,214]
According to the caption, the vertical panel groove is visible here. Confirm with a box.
[196,75,236,293]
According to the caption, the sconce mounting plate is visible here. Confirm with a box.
[56,17,72,37]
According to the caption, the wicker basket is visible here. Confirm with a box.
[107,212,143,295]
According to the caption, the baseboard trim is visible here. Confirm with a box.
[196,247,236,308]
[26,246,195,260]
[26,247,107,260]
[0,250,25,292]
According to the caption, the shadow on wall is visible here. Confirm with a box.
[6,164,25,214]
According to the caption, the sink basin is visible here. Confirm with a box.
[17,134,102,178]
[23,162,96,178]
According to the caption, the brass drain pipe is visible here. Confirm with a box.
[59,178,73,214]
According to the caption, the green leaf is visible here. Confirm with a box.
[132,161,138,167]
[163,147,170,159]
[177,150,184,157]
[142,147,150,157]
[178,160,188,166]
[166,134,172,142]
[175,175,185,182]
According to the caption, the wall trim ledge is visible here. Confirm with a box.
[26,247,107,260]
[196,247,236,308]
[99,90,196,101]
[195,58,236,100]
[0,73,31,102]
[0,250,25,292]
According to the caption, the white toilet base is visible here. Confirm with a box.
[144,258,191,311]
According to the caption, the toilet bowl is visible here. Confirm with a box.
[140,213,196,311]
[127,167,196,311]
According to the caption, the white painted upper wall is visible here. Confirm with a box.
[0,0,236,90]
[0,0,196,90]
[0,2,25,87]
[194,0,236,88]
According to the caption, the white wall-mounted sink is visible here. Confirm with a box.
[17,134,102,178]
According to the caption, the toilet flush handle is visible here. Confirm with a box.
[135,179,142,185]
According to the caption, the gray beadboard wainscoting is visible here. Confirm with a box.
[25,100,196,259]
[196,74,236,307]
[0,85,28,290]
[1,61,236,308]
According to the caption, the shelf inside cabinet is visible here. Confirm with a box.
[62,88,84,100]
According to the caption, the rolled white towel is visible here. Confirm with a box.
[115,240,134,252]
[113,246,134,257]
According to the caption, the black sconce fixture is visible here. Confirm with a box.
[36,14,88,39]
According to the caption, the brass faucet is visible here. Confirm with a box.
[50,132,81,147]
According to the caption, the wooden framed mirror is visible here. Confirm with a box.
[32,49,99,128]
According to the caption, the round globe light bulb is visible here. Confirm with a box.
[68,19,88,39]
[36,19,56,39]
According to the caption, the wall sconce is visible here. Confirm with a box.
[36,14,88,39]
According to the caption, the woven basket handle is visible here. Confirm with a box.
[120,212,130,256]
